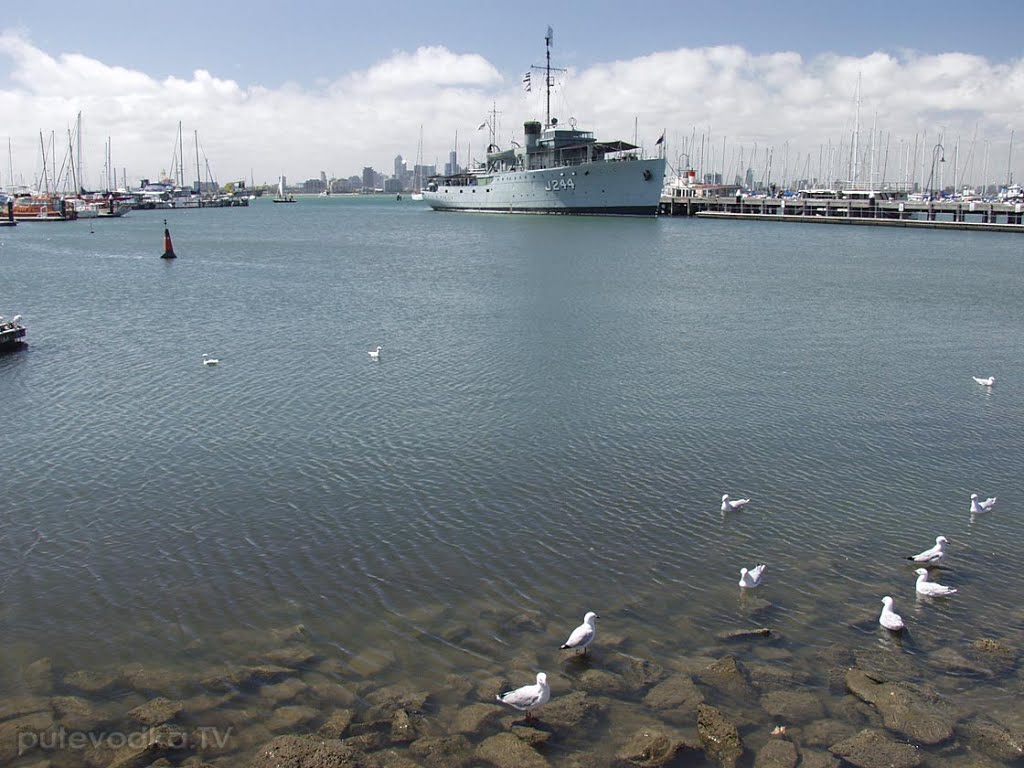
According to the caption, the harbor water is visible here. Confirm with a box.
[1,197,1022,765]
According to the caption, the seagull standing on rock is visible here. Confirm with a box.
[721,494,751,512]
[560,612,599,655]
[970,493,997,515]
[915,568,958,597]
[879,596,905,632]
[738,563,766,588]
[495,672,550,721]
[907,535,948,564]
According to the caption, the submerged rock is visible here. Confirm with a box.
[0,711,54,764]
[23,657,54,692]
[957,718,1024,763]
[754,738,798,768]
[760,690,826,723]
[697,656,757,702]
[715,627,773,641]
[475,732,549,768]
[200,664,293,691]
[614,726,700,767]
[266,705,319,733]
[642,675,705,719]
[608,653,668,694]
[317,708,355,739]
[409,734,473,768]
[63,668,120,695]
[450,702,504,736]
[844,668,956,745]
[828,728,922,768]
[576,669,630,697]
[97,724,190,768]
[0,696,50,722]
[50,695,108,732]
[126,696,184,727]
[697,703,744,768]
[535,690,603,730]
[259,677,309,705]
[250,734,366,768]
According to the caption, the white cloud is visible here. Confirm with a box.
[1,29,1021,190]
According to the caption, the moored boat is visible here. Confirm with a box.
[0,314,27,353]
[12,194,77,221]
[423,28,665,216]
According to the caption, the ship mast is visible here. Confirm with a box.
[532,27,564,129]
[545,26,553,128]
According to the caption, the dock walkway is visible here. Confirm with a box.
[660,195,1024,232]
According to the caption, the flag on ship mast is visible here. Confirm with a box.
[478,122,487,130]
[523,72,531,92]
[656,130,665,146]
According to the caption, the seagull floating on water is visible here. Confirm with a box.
[972,375,995,387]
[560,611,599,655]
[907,535,948,564]
[879,596,905,632]
[495,672,550,720]
[721,494,751,512]
[738,563,766,588]
[202,354,220,366]
[915,567,957,597]
[970,493,997,515]
[368,345,382,361]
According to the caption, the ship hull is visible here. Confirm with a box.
[424,158,665,216]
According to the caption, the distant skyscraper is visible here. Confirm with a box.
[362,167,375,192]
[444,150,459,176]
[394,155,405,180]
[320,171,327,184]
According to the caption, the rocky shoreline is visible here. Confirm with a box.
[2,612,1023,768]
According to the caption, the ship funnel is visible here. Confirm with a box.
[524,121,541,151]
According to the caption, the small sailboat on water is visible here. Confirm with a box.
[273,176,296,203]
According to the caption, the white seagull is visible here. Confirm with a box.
[202,354,220,366]
[721,494,751,512]
[914,567,957,597]
[879,596,905,632]
[560,611,599,655]
[970,493,997,515]
[972,375,995,387]
[738,563,766,588]
[368,345,382,361]
[907,535,948,564]
[495,672,550,720]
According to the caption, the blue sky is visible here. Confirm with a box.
[2,1,1022,189]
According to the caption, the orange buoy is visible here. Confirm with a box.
[161,220,177,259]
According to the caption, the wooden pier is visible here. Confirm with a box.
[660,195,1024,232]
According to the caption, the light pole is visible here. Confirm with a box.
[927,143,946,200]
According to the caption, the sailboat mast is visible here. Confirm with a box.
[39,132,50,195]
[194,130,201,194]
[76,112,83,192]
[178,121,184,188]
[852,73,861,187]
[1006,129,1014,186]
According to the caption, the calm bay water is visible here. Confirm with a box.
[2,197,1023,762]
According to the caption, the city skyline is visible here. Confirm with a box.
[2,2,1023,191]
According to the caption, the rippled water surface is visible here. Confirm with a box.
[2,197,1023,763]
